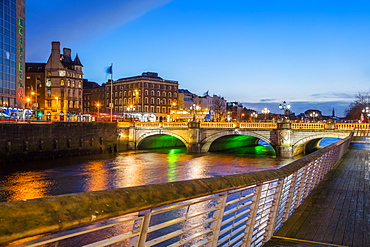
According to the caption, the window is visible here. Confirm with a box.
[157,91,160,96]
[168,92,172,97]
[162,92,166,97]
[151,90,155,96]
[67,80,70,86]
[145,97,148,104]
[151,98,154,104]
[145,90,148,96]
[157,98,160,104]
[60,79,65,86]
[47,89,51,97]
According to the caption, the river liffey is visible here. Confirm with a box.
[0,144,302,202]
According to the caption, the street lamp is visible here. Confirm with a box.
[262,107,270,121]
[26,97,31,108]
[127,105,135,121]
[279,101,291,120]
[55,97,59,112]
[362,107,369,122]
[310,111,318,122]
[96,103,100,121]
[251,112,258,122]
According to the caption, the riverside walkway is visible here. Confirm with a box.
[265,136,370,247]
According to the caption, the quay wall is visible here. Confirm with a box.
[0,122,126,165]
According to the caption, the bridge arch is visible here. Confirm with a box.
[200,130,277,153]
[136,131,190,151]
[292,132,349,156]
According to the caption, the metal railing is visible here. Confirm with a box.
[0,132,353,247]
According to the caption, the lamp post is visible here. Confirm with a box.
[279,101,291,120]
[134,89,139,113]
[262,107,270,121]
[241,113,245,122]
[55,97,59,112]
[251,112,258,122]
[127,105,135,121]
[362,107,369,122]
[26,97,31,108]
[96,103,100,121]
[310,111,318,122]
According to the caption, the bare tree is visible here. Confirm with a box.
[212,96,226,122]
[345,90,370,120]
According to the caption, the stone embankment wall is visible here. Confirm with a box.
[0,122,126,164]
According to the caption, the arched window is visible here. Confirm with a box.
[162,91,166,97]
[145,97,148,104]
[151,90,155,96]
[145,90,148,96]
[157,91,160,96]
[168,92,172,97]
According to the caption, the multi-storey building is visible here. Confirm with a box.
[0,0,25,108]
[25,42,83,121]
[105,72,179,121]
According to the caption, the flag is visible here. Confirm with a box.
[106,64,113,75]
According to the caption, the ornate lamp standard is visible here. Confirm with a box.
[251,112,258,122]
[262,107,270,121]
[362,107,369,122]
[310,111,318,122]
[279,101,291,120]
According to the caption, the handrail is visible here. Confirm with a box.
[0,132,353,246]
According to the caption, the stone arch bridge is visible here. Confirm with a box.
[117,122,364,157]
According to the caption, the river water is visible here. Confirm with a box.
[0,146,299,203]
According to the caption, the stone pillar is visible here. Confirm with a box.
[128,126,137,150]
[188,121,201,153]
[277,122,294,158]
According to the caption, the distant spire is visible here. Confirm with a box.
[332,108,335,117]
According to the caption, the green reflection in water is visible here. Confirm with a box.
[167,149,185,181]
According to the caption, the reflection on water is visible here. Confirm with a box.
[0,145,297,202]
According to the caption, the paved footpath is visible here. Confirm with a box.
[264,139,370,247]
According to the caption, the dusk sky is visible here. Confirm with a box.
[26,0,370,117]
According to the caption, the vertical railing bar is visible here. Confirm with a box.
[209,192,228,247]
[243,184,263,247]
[128,209,151,247]
[282,172,297,222]
[263,178,285,243]
[294,165,309,208]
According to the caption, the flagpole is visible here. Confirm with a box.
[110,63,113,122]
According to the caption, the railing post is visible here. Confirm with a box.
[209,192,228,247]
[243,184,262,246]
[263,178,285,243]
[282,172,298,223]
[294,166,309,208]
[129,209,151,247]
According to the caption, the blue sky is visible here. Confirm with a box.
[26,0,370,117]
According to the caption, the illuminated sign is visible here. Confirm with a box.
[17,18,24,100]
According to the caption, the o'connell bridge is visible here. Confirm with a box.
[118,121,362,157]
[1,121,369,246]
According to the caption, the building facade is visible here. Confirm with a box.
[25,42,83,121]
[105,72,179,121]
[0,0,25,108]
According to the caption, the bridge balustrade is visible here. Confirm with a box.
[335,123,370,130]
[239,122,278,129]
[291,123,326,129]
[199,122,237,128]
[0,132,353,247]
